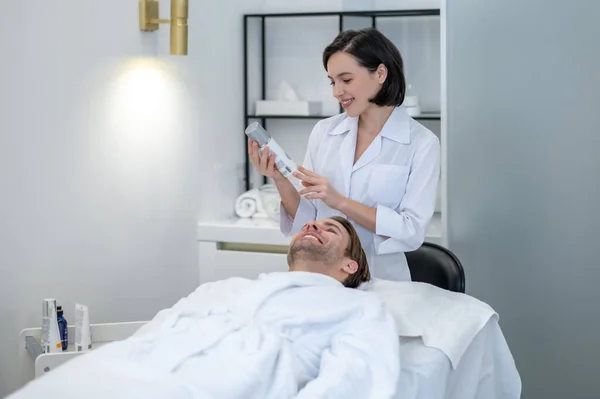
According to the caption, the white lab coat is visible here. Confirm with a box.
[280,106,440,281]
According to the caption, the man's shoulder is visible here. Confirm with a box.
[338,285,389,310]
[189,277,255,303]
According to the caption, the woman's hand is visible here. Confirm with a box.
[294,165,346,210]
[248,139,284,181]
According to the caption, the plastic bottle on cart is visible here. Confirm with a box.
[56,305,68,351]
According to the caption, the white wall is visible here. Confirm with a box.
[447,1,600,397]
[0,0,264,395]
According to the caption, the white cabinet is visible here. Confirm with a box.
[197,218,290,284]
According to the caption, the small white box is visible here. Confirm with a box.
[255,100,322,116]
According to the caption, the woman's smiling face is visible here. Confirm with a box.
[326,51,387,117]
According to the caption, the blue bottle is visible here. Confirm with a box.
[56,305,68,351]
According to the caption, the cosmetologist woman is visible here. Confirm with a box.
[249,28,440,281]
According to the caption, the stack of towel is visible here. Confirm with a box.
[234,184,281,221]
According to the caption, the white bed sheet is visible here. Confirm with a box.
[396,317,521,399]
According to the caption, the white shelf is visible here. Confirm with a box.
[18,322,147,382]
[197,212,442,246]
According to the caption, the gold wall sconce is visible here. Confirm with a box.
[139,0,189,55]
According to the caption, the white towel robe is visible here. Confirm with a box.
[11,272,400,399]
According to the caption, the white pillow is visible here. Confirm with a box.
[360,278,498,368]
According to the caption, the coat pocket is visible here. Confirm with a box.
[367,164,410,208]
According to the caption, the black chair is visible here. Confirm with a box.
[405,242,466,293]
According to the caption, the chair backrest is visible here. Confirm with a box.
[405,242,466,293]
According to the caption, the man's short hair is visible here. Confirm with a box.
[329,216,370,288]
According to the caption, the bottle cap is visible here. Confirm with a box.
[245,122,271,147]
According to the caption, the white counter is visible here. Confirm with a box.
[197,212,442,246]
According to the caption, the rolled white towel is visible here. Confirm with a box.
[234,190,260,218]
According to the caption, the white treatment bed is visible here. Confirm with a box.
[17,281,521,399]
[396,317,521,399]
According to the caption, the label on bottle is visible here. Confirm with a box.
[260,138,297,177]
[42,317,50,353]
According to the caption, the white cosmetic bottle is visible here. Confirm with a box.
[245,122,298,178]
[42,299,62,353]
[75,303,92,352]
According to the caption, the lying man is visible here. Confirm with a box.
[11,216,400,399]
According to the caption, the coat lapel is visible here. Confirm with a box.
[353,135,382,172]
[337,118,357,198]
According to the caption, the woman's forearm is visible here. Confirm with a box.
[337,198,378,234]
[273,176,301,219]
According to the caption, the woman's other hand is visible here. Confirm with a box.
[294,166,346,210]
[248,139,283,181]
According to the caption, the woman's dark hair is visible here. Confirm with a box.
[322,28,406,107]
